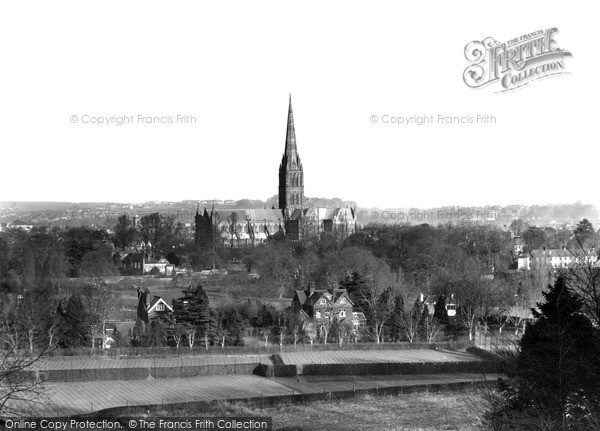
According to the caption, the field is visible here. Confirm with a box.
[138,391,488,431]
[278,349,482,365]
[59,273,290,330]
[36,375,293,416]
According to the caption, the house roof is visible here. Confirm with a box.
[296,288,351,307]
[352,311,367,322]
[145,256,172,265]
[147,295,174,313]
[294,290,307,304]
[214,209,285,223]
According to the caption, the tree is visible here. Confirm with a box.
[433,294,449,325]
[0,333,51,416]
[522,226,547,253]
[172,284,211,340]
[131,319,146,347]
[399,300,423,343]
[113,214,136,250]
[423,312,443,343]
[485,276,600,429]
[284,312,304,346]
[57,294,90,348]
[386,294,405,342]
[148,319,168,347]
[137,213,164,251]
[573,218,596,246]
[61,227,111,277]
[79,251,118,279]
[329,318,352,346]
[558,244,600,327]
[510,219,526,236]
[80,279,115,349]
[217,306,245,346]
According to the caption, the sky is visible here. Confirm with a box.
[0,1,597,209]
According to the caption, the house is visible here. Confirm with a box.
[351,312,367,330]
[147,295,174,320]
[143,256,174,276]
[292,283,356,332]
[122,251,174,276]
[518,246,598,271]
[136,287,173,323]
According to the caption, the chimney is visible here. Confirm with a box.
[306,281,315,296]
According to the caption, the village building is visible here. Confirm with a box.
[517,246,598,271]
[292,283,358,334]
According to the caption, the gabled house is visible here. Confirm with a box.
[292,283,354,329]
[122,252,175,275]
[147,295,174,320]
[136,287,173,324]
[143,256,174,276]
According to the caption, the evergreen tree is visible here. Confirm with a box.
[387,294,405,342]
[173,284,211,336]
[57,294,90,348]
[131,319,146,347]
[485,276,600,429]
[573,218,595,245]
[433,295,448,325]
[251,303,277,328]
[148,319,168,347]
[339,271,369,315]
[114,214,137,250]
[518,276,600,409]
[219,306,245,346]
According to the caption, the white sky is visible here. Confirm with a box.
[0,1,597,209]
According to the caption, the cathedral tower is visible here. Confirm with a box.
[278,94,304,211]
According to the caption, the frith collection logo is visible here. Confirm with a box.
[463,28,572,92]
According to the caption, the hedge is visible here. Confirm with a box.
[301,361,504,376]
[34,363,261,382]
[253,363,297,378]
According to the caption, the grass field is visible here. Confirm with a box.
[143,391,488,431]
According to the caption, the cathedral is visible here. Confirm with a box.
[195,95,357,249]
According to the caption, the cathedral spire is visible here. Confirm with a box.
[279,94,304,211]
[284,93,297,157]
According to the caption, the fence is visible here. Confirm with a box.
[45,340,472,359]
[473,327,521,353]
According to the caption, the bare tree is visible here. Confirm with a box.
[423,312,443,343]
[558,242,600,327]
[400,301,423,343]
[0,305,51,416]
[80,278,115,349]
[259,327,271,347]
